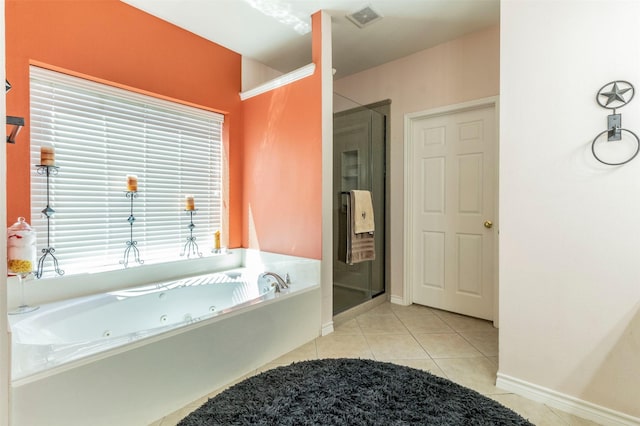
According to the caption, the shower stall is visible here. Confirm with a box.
[333,95,389,314]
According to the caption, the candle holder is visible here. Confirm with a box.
[212,231,222,254]
[181,209,203,258]
[9,273,38,315]
[120,191,144,268]
[35,165,64,279]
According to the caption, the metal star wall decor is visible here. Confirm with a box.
[596,80,634,109]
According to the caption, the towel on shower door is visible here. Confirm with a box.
[351,190,375,234]
[345,190,375,265]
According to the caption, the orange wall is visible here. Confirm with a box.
[6,0,324,258]
[5,0,243,247]
[241,13,322,259]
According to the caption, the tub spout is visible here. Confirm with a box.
[261,272,289,293]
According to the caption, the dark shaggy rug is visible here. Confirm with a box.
[178,358,534,425]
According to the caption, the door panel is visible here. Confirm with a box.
[456,233,482,295]
[411,105,495,320]
[458,154,483,214]
[422,231,444,289]
[422,157,445,214]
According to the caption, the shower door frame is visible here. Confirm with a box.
[332,99,390,315]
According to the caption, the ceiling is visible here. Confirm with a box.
[122,0,499,80]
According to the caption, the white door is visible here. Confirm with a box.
[409,104,496,320]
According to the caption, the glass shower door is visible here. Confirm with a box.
[333,103,385,315]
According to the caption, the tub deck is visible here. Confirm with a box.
[9,251,321,426]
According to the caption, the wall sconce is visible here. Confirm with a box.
[6,79,25,144]
[6,115,24,144]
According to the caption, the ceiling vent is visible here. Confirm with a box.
[346,5,383,29]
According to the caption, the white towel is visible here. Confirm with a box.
[345,190,375,265]
[351,190,374,234]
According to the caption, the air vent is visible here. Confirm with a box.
[346,5,383,29]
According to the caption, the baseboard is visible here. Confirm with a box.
[321,321,334,336]
[496,373,640,426]
[390,295,409,306]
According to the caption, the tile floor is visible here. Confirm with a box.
[151,302,600,426]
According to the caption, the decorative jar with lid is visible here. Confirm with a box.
[7,217,37,276]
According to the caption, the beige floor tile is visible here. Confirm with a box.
[176,405,205,423]
[491,394,570,426]
[356,313,409,334]
[384,358,448,378]
[271,340,317,364]
[435,357,499,394]
[332,318,363,335]
[432,310,496,332]
[158,411,185,426]
[255,362,290,374]
[459,330,499,356]
[316,333,374,359]
[389,302,435,317]
[182,396,208,412]
[364,302,397,315]
[365,334,429,360]
[399,313,454,334]
[549,407,602,425]
[156,301,600,426]
[415,333,484,358]
[158,394,207,426]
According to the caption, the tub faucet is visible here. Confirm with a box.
[261,272,289,293]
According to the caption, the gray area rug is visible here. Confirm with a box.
[178,358,534,425]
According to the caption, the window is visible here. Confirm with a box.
[30,66,224,277]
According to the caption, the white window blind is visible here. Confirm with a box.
[29,66,224,277]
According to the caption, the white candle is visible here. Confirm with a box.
[126,175,138,192]
[185,195,195,211]
[40,145,55,166]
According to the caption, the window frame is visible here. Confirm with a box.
[29,65,226,278]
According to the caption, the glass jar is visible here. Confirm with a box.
[7,217,37,276]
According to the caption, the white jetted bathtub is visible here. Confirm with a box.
[10,269,277,380]
[9,251,321,426]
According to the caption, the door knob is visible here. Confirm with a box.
[484,220,493,229]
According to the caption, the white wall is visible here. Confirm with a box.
[499,0,640,421]
[241,56,283,92]
[333,25,499,301]
[320,11,335,335]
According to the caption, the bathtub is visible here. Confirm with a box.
[10,269,278,381]
[9,250,321,426]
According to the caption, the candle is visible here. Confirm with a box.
[126,175,138,192]
[185,195,195,211]
[40,145,55,166]
[214,230,221,250]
